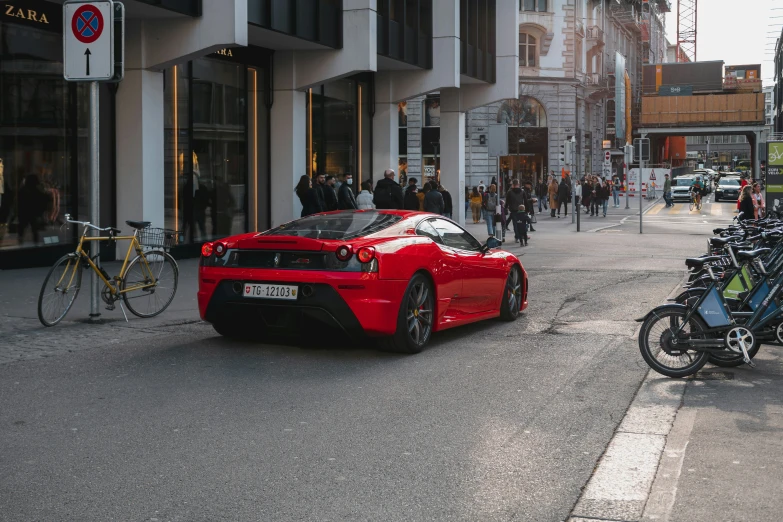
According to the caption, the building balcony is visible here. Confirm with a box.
[586,25,604,47]
[609,3,642,33]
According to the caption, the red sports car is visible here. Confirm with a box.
[198,210,527,353]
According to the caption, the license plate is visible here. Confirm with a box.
[243,283,298,300]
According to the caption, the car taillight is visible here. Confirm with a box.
[336,245,353,262]
[201,242,213,257]
[214,242,227,257]
[356,247,376,264]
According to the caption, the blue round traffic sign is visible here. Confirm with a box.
[72,4,104,44]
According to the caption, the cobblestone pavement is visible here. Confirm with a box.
[0,315,204,365]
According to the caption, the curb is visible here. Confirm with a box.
[567,278,689,522]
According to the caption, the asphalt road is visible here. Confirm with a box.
[0,208,721,522]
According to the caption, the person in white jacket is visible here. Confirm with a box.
[356,180,375,209]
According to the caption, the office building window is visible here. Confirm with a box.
[521,0,547,11]
[520,34,537,67]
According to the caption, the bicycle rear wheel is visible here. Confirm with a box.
[38,254,82,326]
[122,250,178,318]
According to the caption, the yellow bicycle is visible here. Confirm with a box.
[37,214,180,326]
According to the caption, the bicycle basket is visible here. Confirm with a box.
[137,227,181,251]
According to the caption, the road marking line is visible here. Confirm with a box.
[668,204,682,215]
[647,203,665,215]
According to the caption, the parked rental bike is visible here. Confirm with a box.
[637,212,783,377]
[37,215,180,326]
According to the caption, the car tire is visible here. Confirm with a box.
[715,195,720,202]
[500,266,523,321]
[378,273,435,354]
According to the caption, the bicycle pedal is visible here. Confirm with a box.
[744,357,756,368]
[105,305,115,311]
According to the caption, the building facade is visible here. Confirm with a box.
[398,0,668,191]
[0,0,519,268]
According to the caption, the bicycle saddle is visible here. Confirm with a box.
[126,220,151,230]
[736,248,771,260]
[685,255,722,269]
[710,236,742,246]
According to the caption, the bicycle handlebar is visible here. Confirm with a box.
[64,214,119,234]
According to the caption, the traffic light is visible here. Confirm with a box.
[560,136,575,165]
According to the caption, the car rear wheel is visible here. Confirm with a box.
[500,266,523,321]
[379,274,434,354]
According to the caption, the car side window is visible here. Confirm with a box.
[430,218,482,252]
[416,220,443,244]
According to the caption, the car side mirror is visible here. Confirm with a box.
[482,237,502,253]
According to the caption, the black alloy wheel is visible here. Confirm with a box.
[500,267,522,321]
[379,273,434,354]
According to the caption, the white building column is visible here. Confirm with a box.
[270,51,306,228]
[440,88,466,225]
[373,74,399,181]
[115,69,164,233]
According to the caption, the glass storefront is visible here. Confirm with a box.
[164,48,270,248]
[306,74,372,189]
[0,2,92,256]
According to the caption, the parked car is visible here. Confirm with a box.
[714,176,741,202]
[198,210,528,353]
[671,176,695,201]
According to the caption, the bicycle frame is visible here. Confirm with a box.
[68,228,159,296]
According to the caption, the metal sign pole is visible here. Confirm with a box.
[89,80,101,320]
[640,156,644,234]
[624,160,630,210]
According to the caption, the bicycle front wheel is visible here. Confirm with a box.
[689,199,694,211]
[38,254,82,327]
[122,250,179,318]
[639,306,710,378]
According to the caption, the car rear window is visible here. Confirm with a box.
[262,211,403,240]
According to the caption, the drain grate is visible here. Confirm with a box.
[695,370,735,380]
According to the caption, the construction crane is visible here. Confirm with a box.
[676,0,697,62]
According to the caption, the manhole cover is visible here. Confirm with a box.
[695,371,734,380]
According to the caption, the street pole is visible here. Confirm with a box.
[89,81,100,321]
[640,155,644,234]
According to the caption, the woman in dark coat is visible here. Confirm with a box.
[295,175,322,217]
[738,185,756,221]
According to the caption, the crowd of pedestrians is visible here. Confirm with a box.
[296,169,633,250]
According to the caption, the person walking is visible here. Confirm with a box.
[557,177,570,217]
[612,175,621,207]
[573,178,582,209]
[470,186,483,223]
[482,184,499,237]
[589,177,601,216]
[356,180,375,209]
[403,178,420,210]
[663,173,672,207]
[548,178,559,217]
[295,174,322,217]
[337,173,357,210]
[601,179,612,217]
[439,184,453,218]
[423,181,445,215]
[738,185,755,221]
[465,187,471,217]
[373,169,405,209]
[523,182,536,232]
[516,205,530,246]
[313,173,328,212]
[752,182,765,219]
[505,179,526,243]
[536,178,548,213]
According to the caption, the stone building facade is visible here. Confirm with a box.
[399,0,669,191]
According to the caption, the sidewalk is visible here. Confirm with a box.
[0,258,202,364]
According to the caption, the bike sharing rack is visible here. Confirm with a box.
[63,0,124,320]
